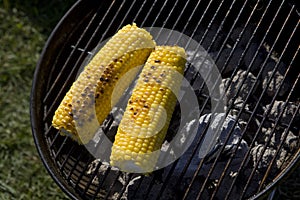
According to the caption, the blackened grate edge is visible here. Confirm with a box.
[31,0,300,199]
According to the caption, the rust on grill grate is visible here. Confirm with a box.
[31,0,300,199]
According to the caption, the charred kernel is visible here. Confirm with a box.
[100,90,104,94]
[53,24,156,144]
[100,77,105,81]
[133,112,138,115]
[160,73,165,77]
[154,60,161,63]
[78,109,84,113]
[110,45,186,172]
[68,112,73,116]
[129,100,133,104]
[68,104,72,107]
[84,87,90,92]
[88,93,94,98]
[105,78,110,82]
[130,107,134,110]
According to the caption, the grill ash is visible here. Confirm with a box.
[85,21,299,200]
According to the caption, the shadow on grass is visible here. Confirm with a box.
[1,0,77,34]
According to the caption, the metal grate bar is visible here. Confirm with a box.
[180,0,253,198]
[92,165,112,200]
[49,130,63,149]
[171,3,255,192]
[139,0,159,27]
[68,0,155,195]
[116,174,136,200]
[238,3,294,197]
[213,0,285,197]
[59,143,76,171]
[66,150,86,182]
[142,0,169,28]
[42,2,105,104]
[154,161,180,199]
[103,171,123,200]
[188,0,292,198]
[132,0,148,22]
[35,1,300,199]
[74,156,94,195]
[61,0,169,196]
[43,1,117,122]
[82,160,102,196]
[131,175,145,198]
[259,78,300,190]
[171,0,203,45]
[207,1,269,198]
[144,175,159,199]
[53,136,69,160]
[220,0,296,198]
[174,0,242,197]
[258,44,299,190]
[240,13,299,197]
[148,0,181,42]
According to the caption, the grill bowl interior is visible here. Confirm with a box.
[31,0,300,199]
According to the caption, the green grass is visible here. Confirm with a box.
[0,0,75,199]
[0,0,299,199]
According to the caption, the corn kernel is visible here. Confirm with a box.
[52,23,155,143]
[110,45,186,172]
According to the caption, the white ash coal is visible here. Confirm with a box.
[174,113,249,200]
[220,70,257,109]
[185,49,215,97]
[84,20,298,199]
[87,160,142,200]
[265,100,300,126]
[196,22,298,198]
[262,61,291,97]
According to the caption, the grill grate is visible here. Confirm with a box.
[31,0,300,199]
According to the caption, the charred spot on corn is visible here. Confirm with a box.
[110,45,186,173]
[52,23,156,144]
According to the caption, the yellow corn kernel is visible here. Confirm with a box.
[110,45,186,173]
[52,23,156,143]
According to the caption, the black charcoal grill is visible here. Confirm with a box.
[30,0,300,199]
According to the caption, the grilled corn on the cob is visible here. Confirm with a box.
[110,46,187,173]
[52,23,156,143]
